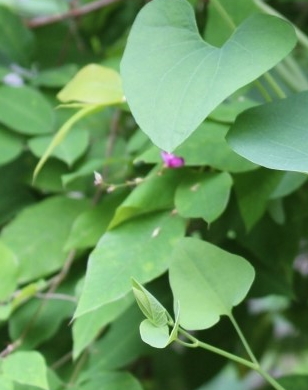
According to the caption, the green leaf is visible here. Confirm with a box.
[1,351,49,390]
[136,122,257,173]
[234,169,283,230]
[169,237,255,330]
[0,127,23,166]
[175,172,232,223]
[72,294,133,360]
[0,6,34,65]
[74,211,185,318]
[87,304,148,371]
[109,168,183,229]
[0,240,18,301]
[132,279,168,327]
[277,375,308,390]
[227,91,308,172]
[121,0,296,151]
[57,64,124,105]
[77,372,143,390]
[0,86,54,135]
[28,129,89,166]
[270,172,307,199]
[1,196,89,283]
[65,192,126,251]
[0,376,13,390]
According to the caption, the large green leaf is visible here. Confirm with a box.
[1,351,49,390]
[121,0,296,151]
[0,240,18,301]
[169,237,255,330]
[175,171,232,223]
[1,196,88,283]
[227,91,308,172]
[74,211,185,317]
[0,86,54,135]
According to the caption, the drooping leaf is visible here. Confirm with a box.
[0,240,18,301]
[227,91,308,172]
[175,171,232,223]
[28,129,89,166]
[74,211,185,318]
[72,294,133,360]
[1,351,49,390]
[121,0,296,151]
[57,64,124,105]
[169,237,255,330]
[1,196,89,283]
[0,127,23,166]
[0,86,54,135]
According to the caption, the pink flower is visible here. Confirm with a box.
[161,151,185,168]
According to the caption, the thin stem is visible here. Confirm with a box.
[210,0,236,30]
[229,313,258,365]
[178,328,257,370]
[255,367,287,390]
[263,73,286,99]
[26,0,123,29]
[254,80,272,102]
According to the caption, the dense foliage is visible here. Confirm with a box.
[0,0,308,389]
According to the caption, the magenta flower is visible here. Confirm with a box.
[161,151,185,168]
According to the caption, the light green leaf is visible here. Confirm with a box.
[0,6,34,65]
[28,129,89,166]
[57,64,124,104]
[65,192,126,251]
[72,294,133,360]
[227,91,308,172]
[175,172,232,223]
[121,0,296,151]
[136,122,257,173]
[140,319,170,349]
[0,86,54,135]
[234,169,283,230]
[132,279,168,327]
[0,240,18,301]
[0,127,23,166]
[1,351,49,390]
[1,196,89,283]
[74,211,185,318]
[169,237,255,330]
[0,376,13,390]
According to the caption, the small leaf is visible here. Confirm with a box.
[175,171,232,223]
[121,0,296,151]
[169,237,255,330]
[0,127,23,166]
[0,240,18,301]
[0,86,54,135]
[2,351,49,390]
[132,279,168,327]
[57,64,124,104]
[227,91,308,172]
[140,319,170,348]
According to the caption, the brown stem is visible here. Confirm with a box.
[26,0,123,29]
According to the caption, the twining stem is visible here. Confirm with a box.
[177,326,287,390]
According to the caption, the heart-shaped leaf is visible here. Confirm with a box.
[227,91,308,173]
[169,237,255,330]
[121,0,296,151]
